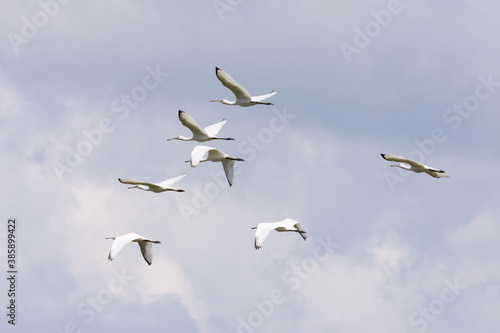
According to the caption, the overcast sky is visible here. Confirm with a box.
[1,1,500,332]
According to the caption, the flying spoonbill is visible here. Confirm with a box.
[211,67,277,107]
[381,154,450,178]
[105,233,161,265]
[118,174,186,192]
[188,145,244,186]
[251,218,307,250]
[167,110,234,142]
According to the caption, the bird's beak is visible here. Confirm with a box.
[251,227,257,229]
[128,186,137,189]
[390,164,398,167]
[211,100,221,103]
[166,138,175,141]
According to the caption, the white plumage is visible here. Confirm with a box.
[167,110,234,142]
[211,67,277,107]
[105,233,161,265]
[251,218,307,250]
[118,174,186,192]
[381,153,450,178]
[188,145,244,187]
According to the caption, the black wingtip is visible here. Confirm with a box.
[381,153,387,160]
[178,110,183,114]
[215,66,220,73]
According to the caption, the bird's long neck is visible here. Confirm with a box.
[211,99,235,105]
[129,185,148,191]
[168,136,191,141]
[223,99,236,105]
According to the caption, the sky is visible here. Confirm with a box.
[1,0,500,332]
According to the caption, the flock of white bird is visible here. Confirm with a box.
[106,67,306,265]
[106,67,450,265]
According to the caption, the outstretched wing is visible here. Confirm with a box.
[215,67,252,101]
[251,90,278,102]
[204,119,228,137]
[190,145,215,167]
[254,223,274,250]
[281,218,307,241]
[118,178,153,188]
[426,168,450,178]
[138,242,154,265]
[156,173,186,189]
[107,233,142,261]
[294,222,307,241]
[381,153,425,169]
[178,110,207,137]
[221,159,236,187]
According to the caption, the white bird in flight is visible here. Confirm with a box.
[188,145,244,186]
[105,233,161,265]
[211,67,277,107]
[167,110,234,142]
[381,153,450,178]
[118,174,186,192]
[251,218,307,250]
